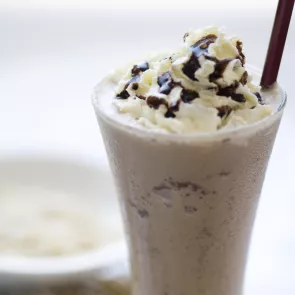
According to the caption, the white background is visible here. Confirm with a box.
[0,0,280,9]
[1,0,295,293]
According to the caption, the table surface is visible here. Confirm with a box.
[1,5,295,294]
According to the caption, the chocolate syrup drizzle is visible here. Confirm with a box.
[181,35,249,104]
[216,105,232,118]
[116,62,149,99]
[182,34,217,81]
[116,35,262,118]
[158,72,175,95]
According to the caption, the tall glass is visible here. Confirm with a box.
[92,72,286,295]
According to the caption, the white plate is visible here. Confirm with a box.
[0,155,128,287]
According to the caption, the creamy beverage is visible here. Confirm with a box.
[92,26,285,295]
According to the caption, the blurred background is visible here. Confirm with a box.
[0,0,295,294]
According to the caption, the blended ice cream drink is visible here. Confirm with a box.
[92,26,286,295]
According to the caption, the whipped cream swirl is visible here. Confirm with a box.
[114,26,272,133]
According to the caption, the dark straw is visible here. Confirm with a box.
[261,0,295,88]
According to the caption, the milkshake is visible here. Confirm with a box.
[92,26,286,295]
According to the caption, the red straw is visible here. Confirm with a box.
[261,0,295,88]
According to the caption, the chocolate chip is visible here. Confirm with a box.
[131,62,149,76]
[216,105,232,118]
[181,89,199,103]
[132,82,139,90]
[138,95,146,100]
[146,96,168,110]
[240,71,248,85]
[231,93,246,103]
[236,40,245,65]
[116,90,130,99]
[158,72,175,95]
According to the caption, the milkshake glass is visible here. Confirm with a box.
[92,71,285,295]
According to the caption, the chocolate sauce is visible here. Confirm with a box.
[146,95,183,119]
[116,62,149,99]
[117,35,252,111]
[181,35,251,104]
[170,100,181,112]
[181,89,199,103]
[216,105,232,118]
[146,96,169,110]
[240,71,248,85]
[217,82,246,102]
[116,90,130,100]
[231,93,246,103]
[165,109,176,118]
[158,72,175,95]
[191,34,217,58]
[131,62,149,76]
[132,83,139,90]
[254,92,264,104]
[209,58,232,83]
[182,54,201,81]
[165,100,182,118]
[236,41,245,65]
[182,34,217,81]
[217,81,239,97]
[116,76,139,99]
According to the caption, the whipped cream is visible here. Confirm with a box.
[113,26,273,134]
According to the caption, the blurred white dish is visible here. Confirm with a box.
[0,155,128,287]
